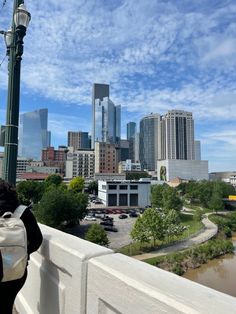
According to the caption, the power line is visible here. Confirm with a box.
[0,54,6,67]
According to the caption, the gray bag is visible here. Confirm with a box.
[0,205,28,282]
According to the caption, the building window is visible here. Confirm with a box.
[130,185,138,190]
[109,185,117,190]
[119,194,128,206]
[130,194,138,206]
[120,185,128,190]
[108,194,117,206]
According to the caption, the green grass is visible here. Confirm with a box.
[117,213,204,256]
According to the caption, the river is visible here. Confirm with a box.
[183,235,236,297]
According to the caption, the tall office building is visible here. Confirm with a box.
[92,83,121,147]
[194,140,201,161]
[134,132,140,162]
[161,110,195,160]
[67,131,90,150]
[139,113,161,171]
[18,109,51,160]
[127,122,136,140]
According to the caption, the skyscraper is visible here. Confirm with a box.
[194,140,201,161]
[67,131,90,150]
[161,110,195,160]
[92,83,120,147]
[18,108,51,160]
[139,113,161,171]
[127,122,136,140]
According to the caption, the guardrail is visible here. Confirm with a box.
[15,223,236,314]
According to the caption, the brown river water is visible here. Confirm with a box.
[183,235,236,297]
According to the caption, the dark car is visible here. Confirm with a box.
[100,221,114,226]
[101,215,114,222]
[103,226,118,232]
[129,212,138,218]
[119,214,128,219]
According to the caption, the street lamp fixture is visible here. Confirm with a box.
[1,1,31,185]
[14,4,31,29]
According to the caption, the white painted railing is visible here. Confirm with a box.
[16,224,236,314]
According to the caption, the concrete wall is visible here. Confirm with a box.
[16,224,236,314]
[157,159,209,181]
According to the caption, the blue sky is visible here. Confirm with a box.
[0,0,236,172]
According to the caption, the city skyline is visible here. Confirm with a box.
[0,1,235,172]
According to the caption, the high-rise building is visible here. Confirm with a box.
[94,142,118,173]
[134,132,140,162]
[92,83,120,147]
[18,109,51,160]
[127,122,136,140]
[119,139,130,161]
[194,140,201,161]
[161,110,195,160]
[139,113,161,171]
[67,131,90,150]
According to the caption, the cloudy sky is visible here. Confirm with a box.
[0,0,236,172]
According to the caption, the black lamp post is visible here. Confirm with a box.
[2,1,31,186]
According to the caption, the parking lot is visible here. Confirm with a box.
[80,213,138,250]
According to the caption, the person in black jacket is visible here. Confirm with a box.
[0,180,43,314]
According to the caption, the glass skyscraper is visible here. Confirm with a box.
[92,83,121,147]
[127,122,136,140]
[139,114,161,171]
[18,108,51,160]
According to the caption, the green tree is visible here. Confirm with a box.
[87,181,98,195]
[131,208,164,247]
[85,224,109,246]
[208,191,224,212]
[126,171,151,180]
[163,209,184,241]
[69,177,85,193]
[34,187,88,228]
[17,180,45,205]
[162,186,183,211]
[151,184,165,208]
[45,174,63,187]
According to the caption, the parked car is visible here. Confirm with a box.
[94,200,103,204]
[101,215,114,221]
[129,212,138,218]
[118,214,128,219]
[103,226,118,232]
[84,216,96,221]
[100,221,114,226]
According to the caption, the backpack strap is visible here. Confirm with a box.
[14,205,28,218]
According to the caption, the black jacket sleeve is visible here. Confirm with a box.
[20,208,43,255]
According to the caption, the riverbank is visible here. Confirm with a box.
[133,212,217,260]
[144,238,234,276]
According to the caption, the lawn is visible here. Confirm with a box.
[117,213,204,256]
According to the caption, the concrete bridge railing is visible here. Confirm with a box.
[15,224,236,314]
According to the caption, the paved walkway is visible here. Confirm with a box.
[133,213,218,261]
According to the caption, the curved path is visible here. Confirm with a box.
[133,213,218,261]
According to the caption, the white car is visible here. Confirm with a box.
[84,216,96,221]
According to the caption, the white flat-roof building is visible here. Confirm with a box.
[98,179,151,207]
[157,159,208,181]
[118,159,141,173]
